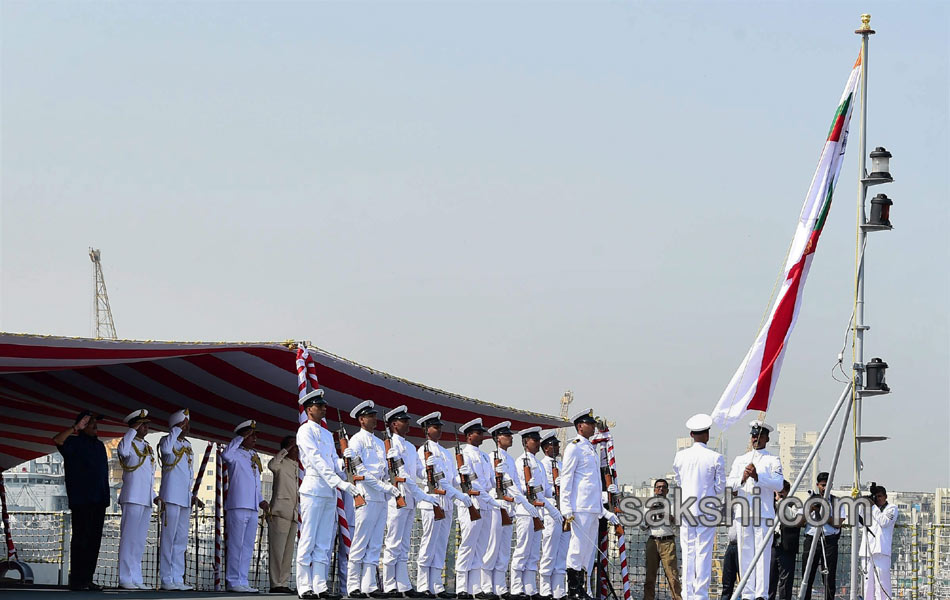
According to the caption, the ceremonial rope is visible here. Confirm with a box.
[591,428,631,600]
[214,445,223,590]
[119,438,154,472]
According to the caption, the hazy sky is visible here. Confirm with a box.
[2,2,947,491]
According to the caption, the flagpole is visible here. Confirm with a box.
[851,14,874,600]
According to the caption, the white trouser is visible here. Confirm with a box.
[863,554,892,600]
[225,508,259,589]
[382,497,416,592]
[296,494,336,594]
[736,524,771,600]
[510,515,542,595]
[347,500,388,593]
[416,502,455,593]
[159,501,190,586]
[118,502,152,587]
[456,498,490,594]
[540,514,568,598]
[680,524,715,600]
[480,505,513,594]
[565,512,598,572]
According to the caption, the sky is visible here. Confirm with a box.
[2,1,947,492]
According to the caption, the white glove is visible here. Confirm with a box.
[426,456,437,467]
[459,464,472,476]
[460,494,474,508]
[387,448,399,460]
[385,483,403,497]
[494,463,506,474]
[563,509,574,522]
[340,482,359,497]
[550,509,564,524]
[607,483,619,494]
[602,508,619,525]
[343,448,355,459]
[528,506,541,519]
[425,494,439,506]
[554,476,561,486]
[528,478,538,487]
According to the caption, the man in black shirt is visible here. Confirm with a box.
[52,410,110,591]
[769,480,801,600]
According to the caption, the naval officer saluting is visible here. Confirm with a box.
[158,409,200,591]
[672,414,725,600]
[560,409,618,600]
[297,389,360,599]
[222,419,270,593]
[116,409,159,590]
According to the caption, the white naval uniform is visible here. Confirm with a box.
[483,448,531,595]
[116,428,157,589]
[559,435,601,577]
[221,435,265,590]
[456,443,496,595]
[859,503,898,600]
[672,441,725,600]
[539,455,569,599]
[296,419,348,595]
[416,440,469,594]
[726,449,783,600]
[158,426,194,588]
[510,451,555,596]
[382,433,433,593]
[347,428,392,594]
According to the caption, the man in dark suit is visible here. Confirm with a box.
[769,480,801,600]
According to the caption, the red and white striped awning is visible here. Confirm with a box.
[0,333,566,470]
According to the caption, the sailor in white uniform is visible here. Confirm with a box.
[483,421,536,599]
[455,418,500,599]
[510,426,555,600]
[671,414,725,600]
[538,430,568,600]
[221,419,270,593]
[116,409,158,590]
[381,405,440,597]
[415,412,474,598]
[296,389,360,599]
[158,409,199,590]
[344,400,401,598]
[859,483,899,600]
[726,420,784,600]
[560,409,618,600]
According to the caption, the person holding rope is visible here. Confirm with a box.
[116,409,160,590]
[560,409,618,600]
[672,413,724,600]
[52,410,109,591]
[267,436,300,594]
[726,420,783,600]
[222,419,270,593]
[859,483,898,600]
[158,409,201,591]
[538,430,568,600]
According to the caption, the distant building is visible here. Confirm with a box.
[935,488,950,581]
[776,423,819,487]
[2,454,68,511]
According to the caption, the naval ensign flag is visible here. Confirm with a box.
[712,52,862,429]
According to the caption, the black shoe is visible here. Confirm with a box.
[407,591,427,599]
[457,594,473,600]
[387,592,404,599]
[300,592,317,600]
[86,583,104,592]
[475,594,493,600]
[370,592,389,599]
[424,593,436,599]
[321,592,343,600]
[350,592,368,599]
[436,594,455,599]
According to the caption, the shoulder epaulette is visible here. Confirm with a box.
[572,438,580,444]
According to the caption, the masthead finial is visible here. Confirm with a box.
[855,13,875,35]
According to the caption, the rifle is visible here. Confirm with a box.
[552,457,570,532]
[600,446,623,538]
[336,408,366,508]
[383,423,408,509]
[522,455,545,532]
[493,449,514,527]
[453,426,481,522]
[423,441,447,521]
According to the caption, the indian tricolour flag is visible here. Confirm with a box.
[712,52,862,429]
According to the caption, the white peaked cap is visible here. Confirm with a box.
[350,400,376,419]
[124,409,149,424]
[385,405,410,422]
[685,413,713,432]
[169,409,189,427]
[570,408,595,423]
[519,426,541,436]
[749,420,774,433]
[298,388,326,406]
[234,419,256,434]
[460,418,484,433]
[487,421,512,435]
[540,429,559,442]
[417,411,442,426]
